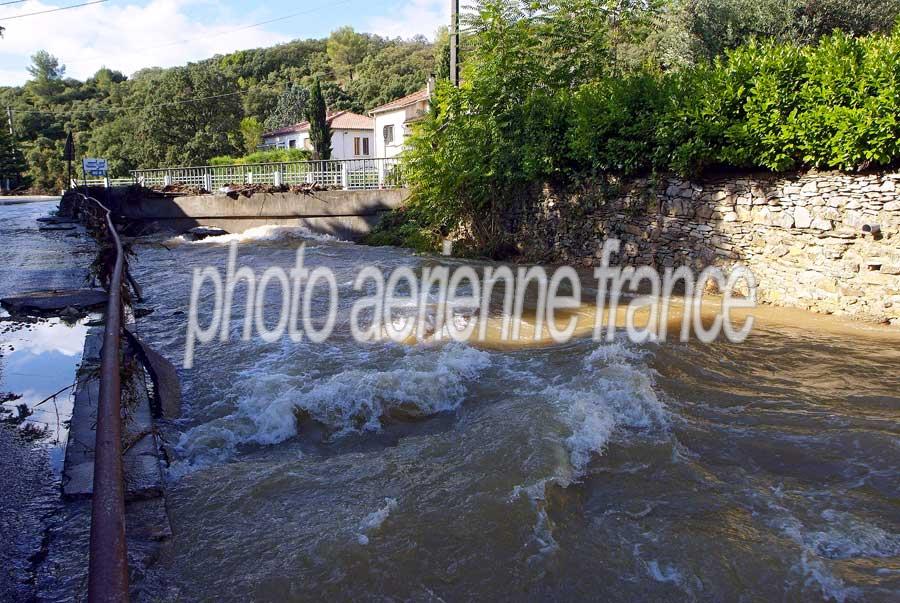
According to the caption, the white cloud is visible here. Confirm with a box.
[0,0,288,84]
[367,0,449,40]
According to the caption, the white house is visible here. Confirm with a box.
[369,80,433,159]
[261,110,374,160]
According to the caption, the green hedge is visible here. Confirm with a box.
[570,30,900,175]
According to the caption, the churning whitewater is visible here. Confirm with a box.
[126,227,900,602]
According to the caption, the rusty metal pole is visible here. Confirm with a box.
[85,195,130,603]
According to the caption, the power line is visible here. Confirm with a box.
[0,0,109,21]
[0,0,29,7]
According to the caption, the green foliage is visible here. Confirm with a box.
[25,137,65,192]
[655,32,900,173]
[362,209,441,252]
[569,72,672,175]
[326,27,371,83]
[649,0,900,67]
[306,79,331,160]
[0,126,29,189]
[405,2,900,254]
[130,64,244,167]
[263,83,309,131]
[8,32,437,191]
[239,116,264,154]
[26,50,66,101]
[209,148,310,166]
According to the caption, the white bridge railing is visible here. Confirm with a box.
[130,157,403,191]
[71,177,137,189]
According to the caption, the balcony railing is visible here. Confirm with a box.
[130,157,404,191]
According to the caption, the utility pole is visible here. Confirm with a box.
[450,0,459,87]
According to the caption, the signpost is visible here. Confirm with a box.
[82,157,108,178]
[63,131,74,189]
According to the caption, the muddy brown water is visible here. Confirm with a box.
[115,224,899,602]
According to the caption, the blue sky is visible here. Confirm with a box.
[0,0,449,85]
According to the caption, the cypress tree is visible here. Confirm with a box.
[306,79,331,160]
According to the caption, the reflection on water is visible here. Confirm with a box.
[0,316,89,470]
[127,226,900,602]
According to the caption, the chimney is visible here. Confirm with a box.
[426,73,436,97]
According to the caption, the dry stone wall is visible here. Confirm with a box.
[512,171,900,325]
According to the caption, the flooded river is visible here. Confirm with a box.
[1,199,897,601]
[122,225,900,602]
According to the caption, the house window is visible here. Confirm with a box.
[288,140,296,148]
[383,125,394,144]
[354,137,370,156]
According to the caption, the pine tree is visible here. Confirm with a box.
[0,126,29,191]
[263,83,310,131]
[306,79,331,161]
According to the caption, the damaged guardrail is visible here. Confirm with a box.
[73,191,131,603]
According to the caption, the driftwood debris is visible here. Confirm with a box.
[150,181,329,199]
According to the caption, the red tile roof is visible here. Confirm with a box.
[369,88,430,115]
[262,110,373,137]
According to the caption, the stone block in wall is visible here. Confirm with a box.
[810,218,833,231]
[794,207,813,228]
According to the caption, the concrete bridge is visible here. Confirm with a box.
[92,187,409,240]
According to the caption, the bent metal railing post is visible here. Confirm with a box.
[76,192,131,603]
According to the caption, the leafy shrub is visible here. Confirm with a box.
[209,148,311,166]
[402,12,900,254]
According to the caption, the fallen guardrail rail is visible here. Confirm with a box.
[72,190,131,603]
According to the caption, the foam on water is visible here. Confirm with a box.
[168,225,344,246]
[508,340,667,560]
[559,342,666,479]
[767,501,900,601]
[171,342,491,476]
[357,497,398,545]
[809,510,900,560]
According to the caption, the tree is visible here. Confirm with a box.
[26,137,65,192]
[306,79,331,160]
[0,127,29,190]
[26,50,66,101]
[433,27,452,81]
[326,27,370,82]
[347,37,436,109]
[263,83,310,130]
[129,64,243,167]
[652,0,900,66]
[239,116,264,154]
